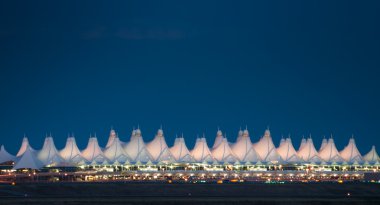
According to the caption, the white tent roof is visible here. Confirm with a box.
[318,138,344,163]
[0,145,16,163]
[253,129,282,162]
[297,138,322,163]
[16,137,34,157]
[298,137,307,151]
[212,137,238,163]
[104,137,130,163]
[212,129,224,149]
[364,146,380,164]
[81,136,107,164]
[130,129,137,141]
[191,137,214,163]
[231,129,260,163]
[124,128,152,163]
[105,129,117,148]
[37,137,64,166]
[277,138,301,163]
[236,128,244,142]
[146,129,174,163]
[340,138,364,164]
[279,137,286,147]
[170,136,194,163]
[59,137,86,164]
[319,138,327,152]
[13,145,43,170]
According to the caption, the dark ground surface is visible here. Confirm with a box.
[1,182,380,204]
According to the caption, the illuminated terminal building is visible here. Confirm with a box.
[0,128,379,182]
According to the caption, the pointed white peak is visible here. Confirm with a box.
[37,136,64,166]
[59,137,85,164]
[318,138,344,163]
[135,128,141,137]
[124,129,152,163]
[277,138,301,163]
[104,137,130,164]
[297,138,322,163]
[319,138,328,151]
[17,136,34,157]
[191,137,214,163]
[106,128,117,148]
[364,146,380,164]
[279,137,285,147]
[253,129,282,162]
[231,129,260,163]
[340,137,363,164]
[0,145,16,163]
[299,136,307,151]
[170,137,193,162]
[157,128,164,137]
[243,128,249,137]
[81,136,107,164]
[212,138,238,163]
[13,146,43,170]
[130,129,137,141]
[237,127,244,141]
[212,129,224,149]
[146,128,174,163]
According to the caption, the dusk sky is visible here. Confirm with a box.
[0,1,379,154]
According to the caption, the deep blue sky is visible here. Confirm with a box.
[0,1,379,154]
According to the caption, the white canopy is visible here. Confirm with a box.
[277,138,301,163]
[297,138,322,163]
[319,138,327,152]
[146,129,174,163]
[104,137,130,164]
[37,137,64,166]
[59,137,86,165]
[253,129,282,162]
[212,129,224,149]
[231,129,260,163]
[13,145,43,170]
[298,137,307,151]
[130,129,137,141]
[279,137,286,147]
[212,137,237,163]
[364,146,380,164]
[318,138,344,163]
[81,136,107,164]
[170,136,194,163]
[124,128,152,163]
[0,145,16,163]
[105,129,117,148]
[236,128,244,142]
[191,137,214,163]
[16,137,34,157]
[340,138,364,164]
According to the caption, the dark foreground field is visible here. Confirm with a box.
[1,182,380,205]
